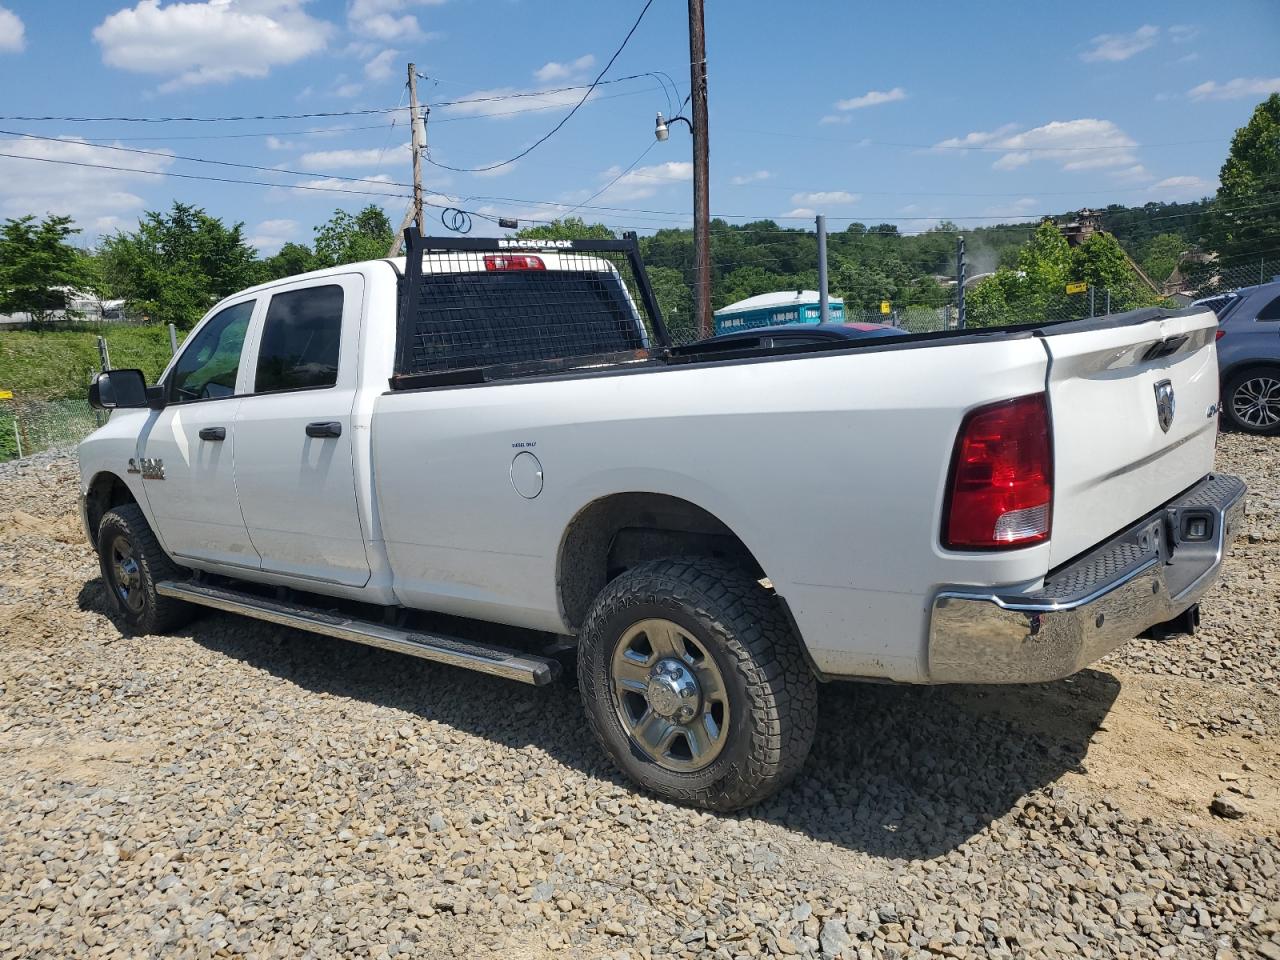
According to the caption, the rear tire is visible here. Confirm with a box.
[97,504,195,635]
[577,557,817,811]
[1223,365,1280,435]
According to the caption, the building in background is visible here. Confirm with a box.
[713,290,845,335]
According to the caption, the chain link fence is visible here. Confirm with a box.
[1,397,102,462]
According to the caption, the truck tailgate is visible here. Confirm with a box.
[1043,309,1220,567]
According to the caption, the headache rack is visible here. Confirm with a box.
[391,228,671,390]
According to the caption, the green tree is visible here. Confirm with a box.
[1142,233,1186,283]
[313,205,394,268]
[261,242,317,281]
[0,214,92,322]
[647,266,694,343]
[99,202,258,327]
[515,217,615,241]
[1072,232,1155,310]
[1203,93,1280,263]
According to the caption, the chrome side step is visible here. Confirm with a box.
[155,580,561,686]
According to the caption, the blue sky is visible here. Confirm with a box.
[0,0,1277,253]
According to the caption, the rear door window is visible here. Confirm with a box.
[1257,294,1280,322]
[254,285,344,392]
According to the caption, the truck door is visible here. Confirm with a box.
[232,275,372,587]
[139,298,262,570]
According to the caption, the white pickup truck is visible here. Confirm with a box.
[78,231,1245,810]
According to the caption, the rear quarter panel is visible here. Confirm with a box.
[372,337,1051,682]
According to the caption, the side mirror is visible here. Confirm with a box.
[88,368,150,410]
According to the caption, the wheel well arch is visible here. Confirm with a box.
[84,471,139,548]
[1222,359,1280,385]
[556,492,766,632]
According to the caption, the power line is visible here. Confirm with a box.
[0,130,415,190]
[432,71,679,109]
[0,107,403,124]
[0,73,679,126]
[0,151,411,200]
[559,140,659,218]
[75,123,395,143]
[59,81,676,144]
[426,0,657,173]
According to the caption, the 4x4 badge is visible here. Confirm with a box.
[1154,379,1175,434]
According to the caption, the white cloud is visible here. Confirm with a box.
[834,87,907,111]
[1080,24,1159,63]
[590,161,691,203]
[790,191,860,206]
[818,114,851,125]
[0,5,25,53]
[364,48,398,81]
[729,170,771,186]
[93,0,334,92]
[1169,24,1199,44]
[932,123,1018,149]
[1188,77,1280,101]
[246,218,300,255]
[347,0,444,41]
[1149,175,1215,199]
[992,152,1031,171]
[533,54,594,83]
[781,207,816,219]
[1110,163,1151,183]
[266,136,296,151]
[279,173,395,199]
[443,83,589,120]
[299,147,400,169]
[0,135,172,230]
[934,119,1138,172]
[1177,52,1200,63]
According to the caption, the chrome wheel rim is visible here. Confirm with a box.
[610,618,729,772]
[109,537,145,613]
[1232,376,1280,429]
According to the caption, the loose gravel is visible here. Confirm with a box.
[0,433,1277,960]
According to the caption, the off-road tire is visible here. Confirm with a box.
[97,504,196,635]
[1223,365,1280,436]
[577,557,818,811]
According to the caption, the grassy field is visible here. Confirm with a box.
[0,325,179,401]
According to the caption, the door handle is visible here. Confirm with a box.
[305,421,342,438]
[198,426,226,441]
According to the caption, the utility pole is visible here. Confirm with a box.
[390,62,426,257]
[688,0,711,339]
[816,214,830,323]
[955,234,966,329]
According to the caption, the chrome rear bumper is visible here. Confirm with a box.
[928,474,1246,684]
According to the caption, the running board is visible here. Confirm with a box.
[155,580,561,686]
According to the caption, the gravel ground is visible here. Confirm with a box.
[0,433,1277,960]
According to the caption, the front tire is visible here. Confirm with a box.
[577,558,817,811]
[1224,365,1280,435]
[97,504,195,635]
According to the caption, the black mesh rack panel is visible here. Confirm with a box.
[392,229,670,389]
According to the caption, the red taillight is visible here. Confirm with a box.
[1215,328,1225,341]
[484,254,545,271]
[943,393,1052,550]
